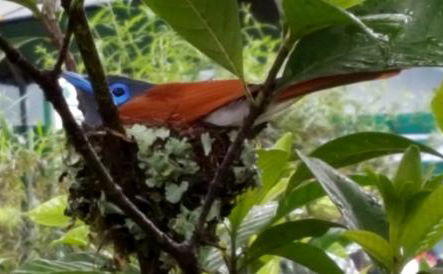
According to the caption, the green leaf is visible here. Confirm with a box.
[273,132,294,152]
[283,0,443,84]
[257,258,280,274]
[425,174,443,191]
[393,145,423,197]
[230,133,294,232]
[269,242,343,274]
[52,226,90,246]
[400,185,443,259]
[373,175,398,220]
[247,219,343,263]
[288,132,443,191]
[12,259,106,274]
[27,195,70,227]
[325,0,365,9]
[297,152,388,237]
[143,0,243,77]
[257,150,290,189]
[344,230,394,269]
[4,0,39,15]
[431,81,443,132]
[236,203,278,247]
[283,0,380,41]
[276,182,325,221]
[276,175,375,222]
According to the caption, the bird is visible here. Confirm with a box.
[62,70,400,129]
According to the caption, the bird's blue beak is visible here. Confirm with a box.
[61,71,94,94]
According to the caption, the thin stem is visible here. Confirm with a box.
[53,18,74,75]
[192,33,295,246]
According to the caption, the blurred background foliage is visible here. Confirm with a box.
[1,0,442,273]
[0,1,391,271]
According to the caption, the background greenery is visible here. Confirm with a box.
[1,0,443,273]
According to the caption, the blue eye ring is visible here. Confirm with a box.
[109,83,130,106]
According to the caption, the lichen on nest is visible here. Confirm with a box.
[65,124,257,267]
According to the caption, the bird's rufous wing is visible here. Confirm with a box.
[118,80,245,127]
[118,70,400,127]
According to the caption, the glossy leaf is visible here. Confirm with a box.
[27,195,70,227]
[344,230,394,269]
[297,152,388,237]
[431,81,443,132]
[276,175,375,222]
[247,219,342,263]
[400,185,443,259]
[283,0,380,41]
[143,0,243,77]
[288,132,443,191]
[269,242,343,274]
[283,0,443,84]
[236,203,278,247]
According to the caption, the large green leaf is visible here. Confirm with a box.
[400,185,443,259]
[143,0,243,77]
[283,0,443,84]
[276,174,375,222]
[431,81,443,132]
[297,152,388,237]
[344,230,394,270]
[246,219,342,263]
[27,195,70,227]
[283,0,380,41]
[288,132,443,191]
[269,242,343,274]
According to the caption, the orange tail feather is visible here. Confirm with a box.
[277,70,400,102]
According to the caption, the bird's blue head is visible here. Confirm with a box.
[61,71,153,106]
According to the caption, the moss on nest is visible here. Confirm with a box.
[65,125,257,268]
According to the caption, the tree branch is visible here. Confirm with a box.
[193,34,295,244]
[62,0,124,133]
[53,18,74,75]
[0,35,200,273]
[40,0,77,71]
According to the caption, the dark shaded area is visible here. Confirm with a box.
[239,0,280,23]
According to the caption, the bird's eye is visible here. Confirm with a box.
[109,83,130,106]
[112,86,126,97]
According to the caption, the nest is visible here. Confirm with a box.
[65,125,257,269]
